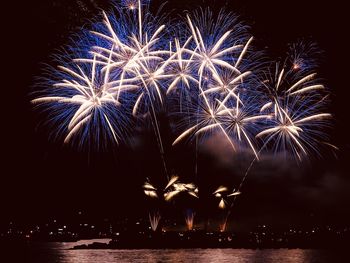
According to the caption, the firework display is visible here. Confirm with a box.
[31,0,334,231]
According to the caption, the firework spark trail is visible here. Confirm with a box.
[221,51,333,231]
[213,186,240,210]
[32,1,164,148]
[167,9,260,180]
[149,210,161,231]
[221,102,332,230]
[258,61,332,160]
[220,144,270,232]
[124,1,171,179]
[212,186,241,231]
[82,0,172,177]
[185,210,195,231]
[170,9,263,163]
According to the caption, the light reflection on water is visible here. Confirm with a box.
[58,249,317,263]
[21,240,343,263]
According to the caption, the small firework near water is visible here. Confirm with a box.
[31,0,335,232]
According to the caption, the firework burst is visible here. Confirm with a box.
[257,51,333,160]
[32,54,132,148]
[31,0,335,233]
[169,8,265,161]
[257,94,332,160]
[213,186,241,210]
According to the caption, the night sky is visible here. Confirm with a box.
[2,0,349,229]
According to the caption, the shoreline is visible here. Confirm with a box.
[71,231,350,250]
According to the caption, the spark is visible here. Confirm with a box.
[120,0,150,11]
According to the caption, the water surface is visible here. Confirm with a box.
[5,239,344,262]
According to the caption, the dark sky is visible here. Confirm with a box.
[2,0,349,229]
